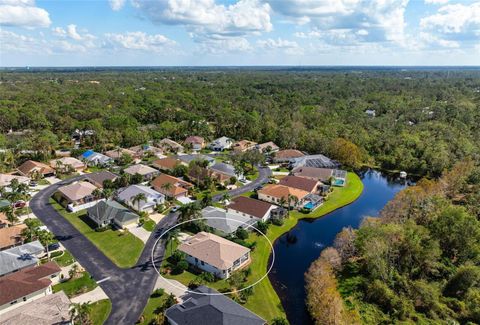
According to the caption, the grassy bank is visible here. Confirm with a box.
[53,271,97,298]
[163,172,364,322]
[49,199,144,268]
[89,299,112,325]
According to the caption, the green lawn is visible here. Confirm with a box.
[139,291,168,325]
[52,250,76,267]
[53,272,97,298]
[89,299,112,325]
[142,218,156,232]
[162,172,364,322]
[49,199,144,268]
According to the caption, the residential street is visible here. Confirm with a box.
[28,169,270,324]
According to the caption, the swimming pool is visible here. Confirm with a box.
[304,202,315,210]
[334,179,345,186]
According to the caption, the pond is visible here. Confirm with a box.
[268,169,409,325]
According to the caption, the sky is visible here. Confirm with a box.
[0,0,479,66]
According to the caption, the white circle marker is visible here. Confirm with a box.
[151,216,275,296]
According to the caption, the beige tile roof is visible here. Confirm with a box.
[123,164,158,176]
[152,157,181,170]
[0,225,27,250]
[17,160,54,177]
[178,232,250,270]
[151,174,193,197]
[292,166,334,182]
[258,184,309,201]
[184,136,205,145]
[105,148,137,159]
[0,174,30,187]
[257,141,279,152]
[278,175,320,193]
[275,149,305,160]
[57,181,98,202]
[233,140,257,152]
[50,157,85,170]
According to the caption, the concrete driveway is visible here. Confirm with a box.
[129,226,151,243]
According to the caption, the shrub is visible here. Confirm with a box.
[271,218,284,226]
[151,288,165,298]
[256,221,269,234]
[170,251,185,265]
[235,227,249,240]
[172,260,189,274]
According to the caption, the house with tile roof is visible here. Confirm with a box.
[151,157,182,172]
[0,291,71,325]
[177,154,215,167]
[128,144,163,157]
[156,138,184,153]
[0,261,61,315]
[123,163,159,180]
[273,149,305,163]
[151,174,193,199]
[105,148,139,160]
[209,136,234,151]
[232,139,257,153]
[49,157,85,172]
[17,160,55,178]
[0,174,30,188]
[278,175,321,193]
[54,181,100,212]
[87,200,139,229]
[0,241,44,277]
[256,141,280,153]
[84,171,118,188]
[117,184,164,212]
[257,184,309,208]
[184,136,206,151]
[165,286,266,325]
[226,196,277,222]
[0,225,27,251]
[178,232,250,279]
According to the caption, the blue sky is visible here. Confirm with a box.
[1,0,479,66]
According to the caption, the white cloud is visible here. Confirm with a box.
[109,0,125,11]
[0,0,51,28]
[0,29,45,53]
[104,31,176,52]
[257,37,303,54]
[424,0,449,4]
[131,0,272,37]
[268,0,409,46]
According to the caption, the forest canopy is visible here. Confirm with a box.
[0,68,479,176]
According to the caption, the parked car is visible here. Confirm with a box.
[254,186,263,191]
[171,205,180,213]
[47,242,60,251]
[29,180,38,187]
[13,200,26,209]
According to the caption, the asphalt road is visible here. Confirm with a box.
[29,167,271,324]
[29,175,178,325]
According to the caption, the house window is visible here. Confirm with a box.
[201,261,205,266]
[195,258,198,263]
[23,297,27,301]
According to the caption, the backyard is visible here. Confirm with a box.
[160,172,363,322]
[49,199,144,268]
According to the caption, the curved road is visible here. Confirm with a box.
[29,167,272,324]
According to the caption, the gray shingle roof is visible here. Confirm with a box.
[202,206,254,234]
[0,241,44,277]
[87,200,138,227]
[210,162,236,177]
[165,286,265,325]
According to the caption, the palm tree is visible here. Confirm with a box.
[161,182,173,196]
[55,159,64,173]
[92,188,102,199]
[179,202,201,222]
[101,188,114,200]
[39,230,55,260]
[70,302,92,325]
[165,228,180,256]
[1,205,18,226]
[221,192,231,205]
[131,193,147,211]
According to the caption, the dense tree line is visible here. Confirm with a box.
[0,69,479,176]
[306,160,480,324]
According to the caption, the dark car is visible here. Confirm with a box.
[29,180,38,187]
[47,242,60,251]
[13,200,26,209]
[254,186,263,191]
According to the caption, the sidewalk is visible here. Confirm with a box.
[154,277,188,301]
[70,286,109,304]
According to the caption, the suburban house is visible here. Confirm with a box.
[123,164,159,180]
[184,136,206,151]
[165,286,266,325]
[201,206,253,235]
[17,160,55,178]
[151,157,181,172]
[278,175,321,193]
[0,261,61,315]
[232,140,257,153]
[209,136,234,151]
[117,184,165,212]
[273,149,305,163]
[54,181,100,212]
[226,196,277,222]
[105,148,139,160]
[0,291,71,325]
[79,150,113,167]
[289,154,338,169]
[0,225,27,251]
[84,171,118,188]
[257,184,309,208]
[178,232,251,279]
[0,174,30,188]
[177,154,215,167]
[0,210,11,228]
[49,157,86,172]
[156,138,184,153]
[187,167,231,187]
[128,144,164,157]
[0,241,44,277]
[256,141,279,153]
[87,200,139,229]
[151,174,193,199]
[292,166,347,186]
[210,162,237,178]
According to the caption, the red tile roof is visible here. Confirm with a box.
[227,196,273,219]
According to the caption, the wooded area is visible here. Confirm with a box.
[306,160,480,324]
[1,69,479,176]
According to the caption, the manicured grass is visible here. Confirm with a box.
[49,199,144,268]
[53,272,97,298]
[52,250,76,267]
[37,178,50,185]
[162,172,364,322]
[142,218,156,232]
[140,291,168,325]
[89,299,112,325]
